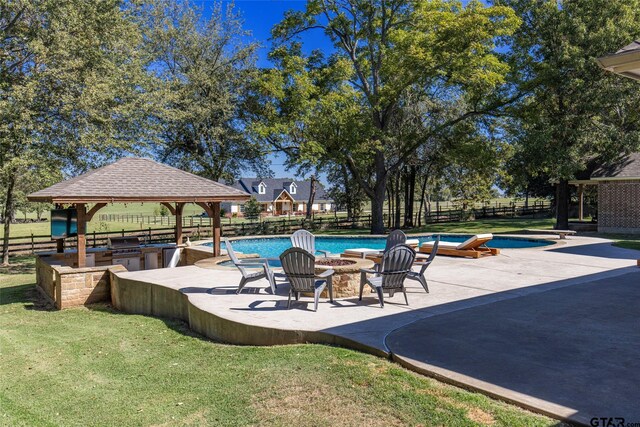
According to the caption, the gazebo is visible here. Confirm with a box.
[597,40,640,81]
[28,157,249,266]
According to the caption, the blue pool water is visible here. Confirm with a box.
[206,235,553,267]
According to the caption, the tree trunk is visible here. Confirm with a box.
[2,175,16,265]
[386,183,392,228]
[394,171,401,229]
[555,180,570,230]
[306,175,316,220]
[417,174,428,227]
[371,181,387,234]
[340,165,353,220]
[404,166,416,228]
[364,149,386,234]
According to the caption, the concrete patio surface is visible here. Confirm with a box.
[386,271,640,425]
[110,234,640,424]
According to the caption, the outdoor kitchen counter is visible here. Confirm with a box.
[35,244,177,269]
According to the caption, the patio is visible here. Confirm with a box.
[110,234,640,424]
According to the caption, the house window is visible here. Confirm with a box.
[258,182,266,194]
[289,183,296,194]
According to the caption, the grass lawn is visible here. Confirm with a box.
[611,240,640,251]
[3,203,347,238]
[0,257,560,426]
[322,217,557,236]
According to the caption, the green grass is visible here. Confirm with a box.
[322,217,557,236]
[0,257,560,426]
[4,203,207,237]
[612,240,640,251]
[4,203,348,238]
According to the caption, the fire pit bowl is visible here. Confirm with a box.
[313,257,375,298]
[314,258,357,267]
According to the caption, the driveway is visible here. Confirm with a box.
[385,271,640,425]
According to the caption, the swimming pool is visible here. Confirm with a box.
[204,234,553,266]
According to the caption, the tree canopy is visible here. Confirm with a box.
[498,0,640,228]
[1,0,150,263]
[142,0,269,181]
[3,0,640,257]
[255,0,520,232]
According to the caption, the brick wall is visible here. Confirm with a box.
[598,180,640,234]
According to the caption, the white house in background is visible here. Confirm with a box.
[222,178,334,217]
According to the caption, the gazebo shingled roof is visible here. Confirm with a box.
[28,157,246,265]
[28,157,249,203]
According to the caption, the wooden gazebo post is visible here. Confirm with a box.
[175,203,185,245]
[577,184,584,221]
[196,202,221,256]
[76,203,87,268]
[75,202,106,268]
[211,202,221,257]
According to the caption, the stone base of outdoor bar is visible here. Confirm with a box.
[36,256,127,309]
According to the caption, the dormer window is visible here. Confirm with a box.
[258,182,266,194]
[289,182,297,194]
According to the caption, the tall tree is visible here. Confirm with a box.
[498,0,640,228]
[305,175,317,219]
[143,0,268,181]
[266,0,520,233]
[1,0,150,264]
[327,163,368,220]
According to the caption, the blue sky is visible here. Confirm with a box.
[198,0,333,180]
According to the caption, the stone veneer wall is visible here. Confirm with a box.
[183,246,215,265]
[598,180,640,234]
[35,257,127,309]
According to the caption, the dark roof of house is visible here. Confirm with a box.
[591,152,640,180]
[28,157,250,203]
[231,178,333,203]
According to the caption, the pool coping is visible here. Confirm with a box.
[193,233,560,252]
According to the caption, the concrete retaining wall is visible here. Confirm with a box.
[109,270,388,357]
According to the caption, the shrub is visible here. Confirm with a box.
[243,197,262,221]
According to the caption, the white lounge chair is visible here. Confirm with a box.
[419,234,499,259]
